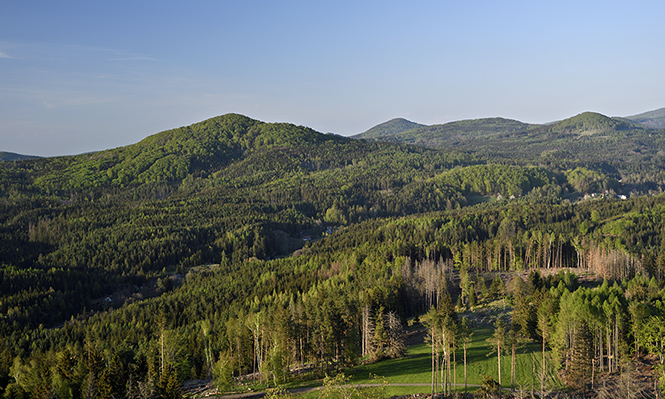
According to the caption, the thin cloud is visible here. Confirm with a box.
[0,51,14,59]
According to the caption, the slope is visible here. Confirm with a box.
[3,113,665,397]
[0,151,41,161]
[625,107,665,128]
[355,118,425,139]
[549,111,635,134]
[19,113,344,190]
[354,112,665,167]
[379,117,535,145]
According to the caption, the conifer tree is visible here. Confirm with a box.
[566,319,593,392]
[459,316,473,395]
[372,307,387,359]
[487,318,507,387]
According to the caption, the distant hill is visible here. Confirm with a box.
[25,113,346,189]
[549,112,635,135]
[5,112,665,399]
[376,117,535,145]
[353,111,665,164]
[355,118,425,139]
[0,151,41,161]
[625,107,665,128]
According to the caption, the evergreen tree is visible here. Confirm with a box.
[459,316,473,395]
[372,307,387,360]
[487,318,508,387]
[566,319,593,392]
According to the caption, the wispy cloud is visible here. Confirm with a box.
[0,51,14,59]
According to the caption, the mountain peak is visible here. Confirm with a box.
[30,114,343,189]
[551,112,631,134]
[354,118,425,139]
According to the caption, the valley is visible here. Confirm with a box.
[2,110,665,398]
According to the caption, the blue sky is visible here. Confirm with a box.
[1,1,664,156]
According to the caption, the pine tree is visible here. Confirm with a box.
[157,365,181,399]
[200,320,214,378]
[487,318,507,387]
[537,292,556,393]
[459,316,473,395]
[566,319,593,392]
[372,307,387,360]
[213,353,235,393]
[384,311,406,359]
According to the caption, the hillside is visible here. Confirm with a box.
[625,107,665,128]
[0,151,41,162]
[354,112,665,187]
[3,113,665,397]
[355,117,425,139]
[549,111,635,134]
[364,117,535,145]
[23,113,344,189]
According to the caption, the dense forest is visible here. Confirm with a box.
[2,113,665,398]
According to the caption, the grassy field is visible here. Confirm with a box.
[289,303,555,398]
[353,305,545,386]
[348,331,543,389]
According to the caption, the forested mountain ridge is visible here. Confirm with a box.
[625,107,665,128]
[354,117,425,139]
[15,113,344,190]
[354,117,535,142]
[0,152,40,162]
[549,111,637,134]
[355,111,665,187]
[3,112,665,397]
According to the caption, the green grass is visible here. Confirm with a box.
[271,304,557,398]
[348,306,547,391]
[293,385,436,398]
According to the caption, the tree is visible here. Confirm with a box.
[459,316,473,395]
[212,353,235,393]
[384,311,406,359]
[245,312,263,378]
[200,320,214,378]
[537,291,556,393]
[487,318,508,387]
[157,364,181,399]
[636,316,665,393]
[372,307,387,360]
[263,387,293,399]
[360,305,374,358]
[565,319,593,392]
[508,321,527,392]
[475,374,502,399]
[319,372,386,399]
[423,306,440,397]
[264,345,288,386]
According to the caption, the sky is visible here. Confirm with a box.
[1,1,664,156]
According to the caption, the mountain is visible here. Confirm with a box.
[549,111,635,134]
[625,107,665,128]
[0,151,41,161]
[4,112,665,397]
[371,117,534,144]
[355,117,425,139]
[25,113,346,189]
[352,111,665,165]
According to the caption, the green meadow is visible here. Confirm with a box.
[291,304,557,398]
